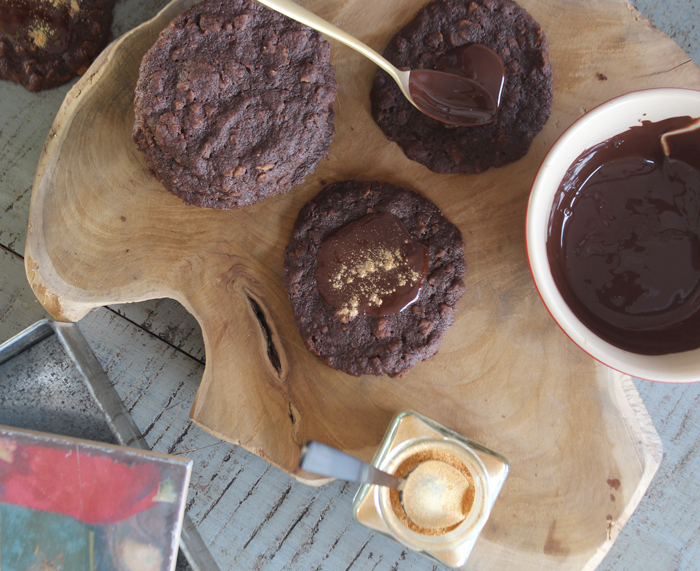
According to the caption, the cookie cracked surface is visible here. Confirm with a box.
[133,0,337,209]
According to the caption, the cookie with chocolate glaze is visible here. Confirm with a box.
[284,180,466,377]
[0,0,116,92]
[133,0,337,209]
[370,0,552,174]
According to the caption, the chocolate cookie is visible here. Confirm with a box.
[284,181,466,377]
[0,0,116,92]
[370,0,553,174]
[133,0,337,210]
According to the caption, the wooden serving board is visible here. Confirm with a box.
[25,0,699,568]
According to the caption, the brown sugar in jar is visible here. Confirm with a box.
[389,449,476,536]
[353,411,509,569]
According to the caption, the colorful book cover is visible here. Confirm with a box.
[0,426,191,571]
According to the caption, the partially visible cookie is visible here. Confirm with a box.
[284,180,466,378]
[133,0,337,210]
[0,0,116,92]
[370,0,552,174]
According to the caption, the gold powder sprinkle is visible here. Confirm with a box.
[27,24,50,48]
[329,245,420,317]
[315,212,428,321]
[3,0,80,49]
[46,0,80,15]
[335,298,359,323]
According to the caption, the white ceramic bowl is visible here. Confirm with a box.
[526,88,700,383]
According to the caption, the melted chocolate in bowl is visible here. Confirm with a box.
[314,212,429,320]
[408,44,504,127]
[547,116,700,354]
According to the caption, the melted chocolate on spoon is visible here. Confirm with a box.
[408,43,505,127]
[435,43,506,108]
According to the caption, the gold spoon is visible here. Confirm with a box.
[660,117,700,157]
[255,0,499,126]
[400,460,470,529]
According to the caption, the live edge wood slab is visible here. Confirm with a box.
[24,0,700,568]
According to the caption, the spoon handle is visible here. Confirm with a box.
[300,441,404,489]
[660,117,700,156]
[254,0,405,89]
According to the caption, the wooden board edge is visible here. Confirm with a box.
[581,372,663,571]
[24,0,196,322]
[470,369,663,571]
[189,416,334,486]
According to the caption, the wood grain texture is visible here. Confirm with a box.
[2,3,699,571]
[0,247,52,338]
[0,249,450,571]
[19,0,700,568]
[2,254,699,567]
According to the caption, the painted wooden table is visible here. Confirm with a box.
[1,0,699,569]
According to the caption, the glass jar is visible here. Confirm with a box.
[352,411,508,568]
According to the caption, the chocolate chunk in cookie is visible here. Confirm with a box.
[284,180,466,377]
[133,0,337,210]
[370,0,553,174]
